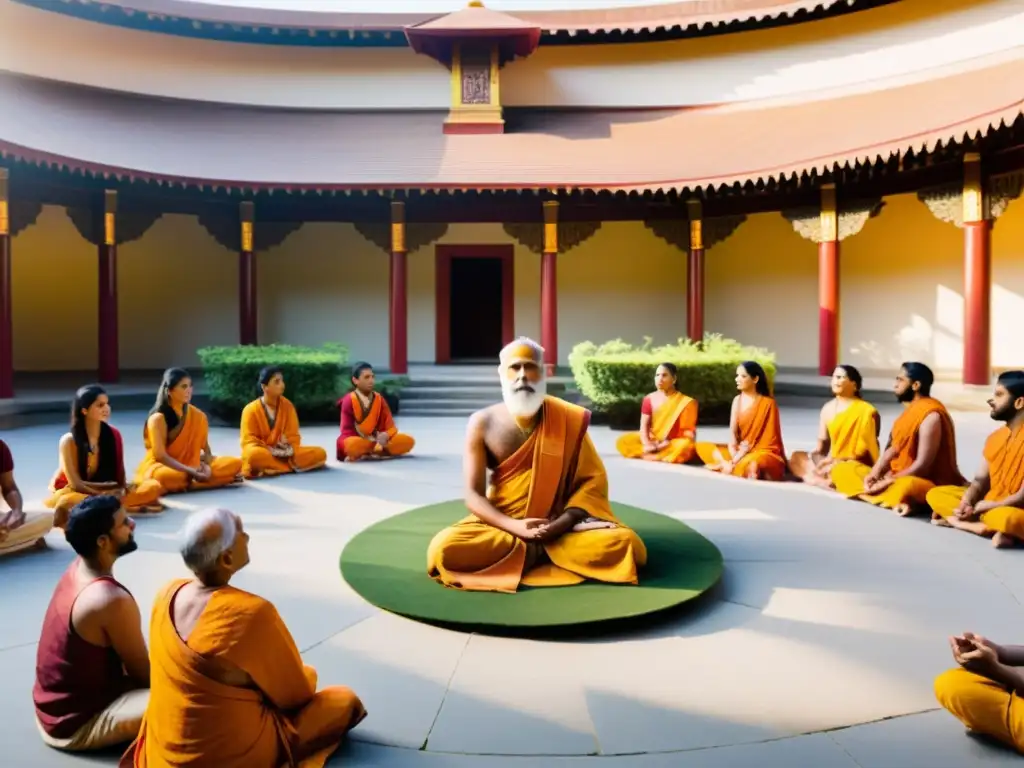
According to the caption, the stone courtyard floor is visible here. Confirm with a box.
[1,402,1023,767]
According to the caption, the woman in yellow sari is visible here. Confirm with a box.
[240,367,328,478]
[135,368,243,494]
[788,364,880,489]
[616,363,697,464]
[45,384,164,528]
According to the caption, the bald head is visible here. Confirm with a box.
[179,507,240,576]
[498,337,547,418]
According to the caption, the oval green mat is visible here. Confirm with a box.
[340,500,723,631]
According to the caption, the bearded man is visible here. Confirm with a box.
[426,337,647,593]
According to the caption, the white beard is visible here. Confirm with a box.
[502,378,547,419]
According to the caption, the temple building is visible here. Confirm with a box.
[0,0,1021,397]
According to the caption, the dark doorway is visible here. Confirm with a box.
[449,256,504,361]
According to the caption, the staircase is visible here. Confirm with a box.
[398,365,571,418]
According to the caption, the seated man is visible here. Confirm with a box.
[135,368,243,493]
[123,507,366,768]
[336,362,414,462]
[427,337,647,593]
[831,362,964,516]
[0,437,54,557]
[240,366,328,478]
[935,631,1024,754]
[616,362,698,464]
[34,495,150,752]
[788,364,880,488]
[927,370,1024,547]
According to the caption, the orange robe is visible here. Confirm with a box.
[134,406,242,494]
[240,397,327,479]
[825,399,880,465]
[427,397,647,593]
[336,391,414,461]
[927,425,1024,537]
[45,429,163,528]
[935,667,1024,754]
[831,396,964,508]
[695,396,787,481]
[121,579,365,768]
[616,391,697,464]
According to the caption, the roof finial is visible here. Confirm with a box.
[468,1,484,6]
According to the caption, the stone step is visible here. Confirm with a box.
[401,406,480,418]
[401,397,498,411]
[401,385,501,400]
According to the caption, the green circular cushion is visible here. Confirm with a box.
[340,500,723,632]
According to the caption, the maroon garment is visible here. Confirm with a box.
[33,559,136,738]
[0,438,12,473]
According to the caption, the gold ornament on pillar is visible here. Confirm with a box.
[391,201,407,253]
[0,168,8,236]
[103,190,117,246]
[240,201,254,252]
[819,184,838,242]
[962,153,985,225]
[783,194,882,243]
[543,200,558,253]
[686,200,703,250]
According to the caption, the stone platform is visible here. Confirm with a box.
[0,404,1021,767]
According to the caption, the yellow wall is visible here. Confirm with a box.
[7,195,1024,373]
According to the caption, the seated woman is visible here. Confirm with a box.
[788,365,880,489]
[45,385,164,528]
[134,368,243,494]
[616,363,698,464]
[240,367,328,478]
[695,361,787,481]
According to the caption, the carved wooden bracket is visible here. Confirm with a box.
[10,199,43,237]
[643,214,746,250]
[501,221,601,254]
[353,221,449,254]
[197,212,301,253]
[917,173,1023,228]
[66,207,163,246]
[782,198,883,243]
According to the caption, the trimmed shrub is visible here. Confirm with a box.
[568,335,777,428]
[197,343,351,422]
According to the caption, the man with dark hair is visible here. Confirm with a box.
[831,362,964,515]
[336,361,415,461]
[928,370,1024,547]
[0,437,54,557]
[33,495,150,752]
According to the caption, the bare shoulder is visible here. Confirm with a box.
[467,404,504,435]
[76,578,136,618]
[147,411,166,428]
[58,432,75,448]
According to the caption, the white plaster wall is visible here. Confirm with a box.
[1,0,1020,109]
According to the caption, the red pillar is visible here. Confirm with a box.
[686,201,704,342]
[98,190,119,383]
[541,201,559,376]
[818,184,839,376]
[389,201,408,374]
[238,202,257,345]
[0,169,11,397]
[962,153,991,386]
[963,221,991,385]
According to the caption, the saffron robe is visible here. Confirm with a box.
[121,580,365,768]
[427,397,647,593]
[831,396,964,508]
[240,397,327,478]
[935,667,1024,754]
[134,406,242,494]
[695,396,787,481]
[45,425,163,527]
[826,399,880,465]
[927,425,1024,538]
[616,391,697,464]
[336,391,414,461]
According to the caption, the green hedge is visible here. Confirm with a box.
[568,335,776,427]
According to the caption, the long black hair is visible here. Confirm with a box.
[71,384,118,481]
[151,368,191,432]
[740,361,772,397]
[257,366,284,397]
[836,364,864,398]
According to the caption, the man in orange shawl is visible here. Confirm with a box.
[135,368,243,494]
[121,507,365,768]
[240,367,327,478]
[927,370,1024,547]
[831,362,964,516]
[789,365,880,488]
[695,361,787,481]
[428,337,646,593]
[336,362,414,462]
[616,362,698,464]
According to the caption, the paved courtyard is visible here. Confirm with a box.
[1,401,1022,767]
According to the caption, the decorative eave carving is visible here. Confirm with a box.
[9,199,43,237]
[353,221,449,255]
[501,221,601,254]
[917,171,1024,228]
[66,207,163,247]
[196,212,300,253]
[643,214,746,251]
[782,198,884,243]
